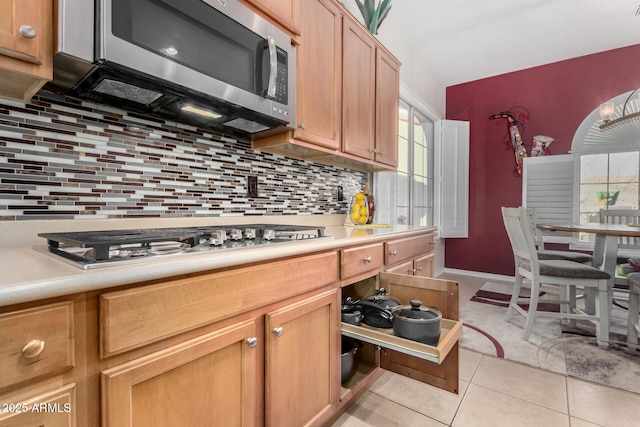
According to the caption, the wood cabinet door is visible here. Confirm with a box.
[245,0,300,35]
[384,260,413,275]
[294,0,342,149]
[101,319,259,427]
[414,253,435,278]
[0,0,52,100]
[341,16,376,160]
[0,0,46,65]
[375,48,400,167]
[379,273,460,394]
[265,289,339,427]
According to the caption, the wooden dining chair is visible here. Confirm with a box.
[525,207,593,263]
[598,209,640,303]
[625,272,640,350]
[599,209,640,264]
[502,207,611,347]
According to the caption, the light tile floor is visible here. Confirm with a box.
[332,272,640,427]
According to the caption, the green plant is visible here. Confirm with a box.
[355,0,392,35]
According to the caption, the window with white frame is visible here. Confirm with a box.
[577,151,640,242]
[374,97,435,226]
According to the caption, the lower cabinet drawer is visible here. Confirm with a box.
[385,234,434,266]
[0,301,74,390]
[0,383,76,426]
[100,251,339,357]
[340,243,384,279]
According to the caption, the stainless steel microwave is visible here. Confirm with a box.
[50,0,295,139]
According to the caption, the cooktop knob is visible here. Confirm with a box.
[209,231,225,246]
[229,228,243,240]
[244,228,256,239]
[263,229,275,241]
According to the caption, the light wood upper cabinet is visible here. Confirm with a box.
[252,0,400,173]
[0,0,52,101]
[265,289,339,427]
[375,48,400,167]
[294,0,342,150]
[341,17,376,161]
[101,319,260,427]
[244,0,300,36]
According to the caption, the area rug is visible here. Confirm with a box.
[460,282,640,394]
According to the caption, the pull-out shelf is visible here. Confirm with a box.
[341,319,462,364]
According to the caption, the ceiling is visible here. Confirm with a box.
[383,0,640,87]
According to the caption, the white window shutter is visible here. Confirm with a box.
[440,119,469,238]
[522,155,574,241]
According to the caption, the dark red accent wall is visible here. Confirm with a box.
[445,44,640,276]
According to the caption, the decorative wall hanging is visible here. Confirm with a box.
[488,111,528,176]
[355,0,392,35]
[488,108,552,176]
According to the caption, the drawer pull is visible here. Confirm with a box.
[20,25,36,38]
[389,250,398,256]
[274,327,284,337]
[21,339,45,359]
[364,256,372,263]
[246,337,258,348]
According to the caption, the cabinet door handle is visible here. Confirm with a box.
[363,256,372,263]
[21,339,45,358]
[378,151,384,156]
[389,250,398,256]
[19,25,36,38]
[298,122,306,129]
[417,266,423,271]
[246,337,258,348]
[273,327,284,337]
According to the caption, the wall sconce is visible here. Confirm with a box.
[599,88,640,130]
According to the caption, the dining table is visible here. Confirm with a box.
[537,222,640,320]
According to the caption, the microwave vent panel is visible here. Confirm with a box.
[93,79,163,105]
[224,118,270,133]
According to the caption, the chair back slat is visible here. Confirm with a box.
[523,207,545,250]
[502,207,539,271]
[599,209,640,247]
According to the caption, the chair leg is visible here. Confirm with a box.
[506,273,523,321]
[522,279,540,341]
[628,288,639,350]
[558,285,575,327]
[568,286,577,327]
[596,280,610,348]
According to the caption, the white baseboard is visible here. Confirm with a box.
[440,268,514,282]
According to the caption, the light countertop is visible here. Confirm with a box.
[0,219,435,308]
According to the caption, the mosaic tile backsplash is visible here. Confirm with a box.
[0,92,366,220]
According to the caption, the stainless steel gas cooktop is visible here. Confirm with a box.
[38,224,328,269]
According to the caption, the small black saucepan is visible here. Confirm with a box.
[341,337,362,383]
[345,288,401,328]
[341,304,364,325]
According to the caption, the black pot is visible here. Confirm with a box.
[391,300,442,345]
[341,304,364,326]
[349,289,401,328]
[341,338,360,383]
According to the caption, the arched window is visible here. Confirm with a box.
[524,89,640,247]
[571,90,640,243]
